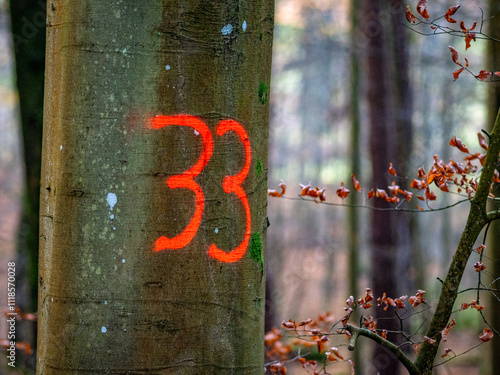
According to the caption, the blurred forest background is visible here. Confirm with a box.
[1,0,499,374]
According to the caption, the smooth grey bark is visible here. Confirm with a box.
[38,1,273,374]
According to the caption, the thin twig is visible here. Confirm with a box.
[274,195,470,213]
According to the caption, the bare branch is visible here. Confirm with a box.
[344,324,420,375]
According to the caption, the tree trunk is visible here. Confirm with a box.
[37,1,274,374]
[348,0,362,371]
[1,0,30,370]
[9,0,46,368]
[9,0,45,307]
[390,0,413,297]
[363,0,402,373]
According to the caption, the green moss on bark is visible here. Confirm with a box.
[250,232,263,268]
[255,159,263,177]
[258,82,268,104]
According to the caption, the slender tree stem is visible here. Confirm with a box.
[344,324,420,375]
[415,107,500,374]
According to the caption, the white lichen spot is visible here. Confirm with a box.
[101,326,107,333]
[242,21,247,31]
[215,228,219,234]
[194,129,200,136]
[165,65,171,70]
[107,192,117,210]
[221,24,233,35]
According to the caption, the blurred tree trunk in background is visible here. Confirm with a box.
[9,0,46,368]
[364,2,399,373]
[390,0,414,297]
[348,0,362,371]
[37,1,273,373]
[363,1,413,373]
[0,0,27,370]
[487,1,500,374]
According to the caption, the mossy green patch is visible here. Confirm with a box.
[250,232,263,272]
[258,82,268,104]
[256,159,263,177]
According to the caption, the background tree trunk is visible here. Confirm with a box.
[9,0,46,369]
[363,1,413,373]
[0,0,28,370]
[37,1,273,374]
[348,0,362,371]
[389,0,413,297]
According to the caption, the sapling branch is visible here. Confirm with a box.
[414,107,500,374]
[344,324,420,375]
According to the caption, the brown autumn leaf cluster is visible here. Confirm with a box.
[406,2,500,81]
[0,306,37,356]
[266,312,349,375]
[480,328,494,342]
[0,306,37,321]
[299,182,326,203]
[268,179,286,197]
[460,300,484,312]
[268,284,494,374]
[441,318,456,342]
[0,340,33,355]
[269,132,496,211]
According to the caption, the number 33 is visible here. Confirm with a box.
[150,115,251,263]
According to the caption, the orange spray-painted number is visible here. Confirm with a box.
[150,115,252,263]
[208,120,252,263]
[150,115,213,251]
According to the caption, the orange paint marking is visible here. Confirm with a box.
[208,120,252,263]
[151,115,213,251]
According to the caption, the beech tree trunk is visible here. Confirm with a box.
[348,0,362,371]
[363,1,412,374]
[37,1,273,374]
